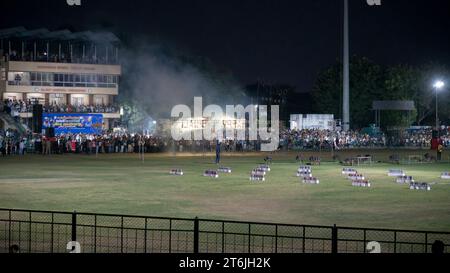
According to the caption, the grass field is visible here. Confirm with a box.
[0,150,449,232]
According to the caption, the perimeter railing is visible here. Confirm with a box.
[0,208,449,253]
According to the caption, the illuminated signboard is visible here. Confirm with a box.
[43,113,103,134]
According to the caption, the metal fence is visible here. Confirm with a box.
[0,208,449,253]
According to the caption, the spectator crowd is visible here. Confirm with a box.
[278,129,386,150]
[0,130,168,156]
[2,99,450,156]
[278,128,450,150]
[1,128,449,157]
[3,99,119,116]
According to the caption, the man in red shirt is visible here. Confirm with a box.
[431,135,443,161]
[437,138,443,161]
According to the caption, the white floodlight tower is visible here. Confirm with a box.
[343,0,350,131]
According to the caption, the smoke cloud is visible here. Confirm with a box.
[119,40,249,130]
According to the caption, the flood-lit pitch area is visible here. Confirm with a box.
[0,150,449,231]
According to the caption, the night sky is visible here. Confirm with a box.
[2,0,450,92]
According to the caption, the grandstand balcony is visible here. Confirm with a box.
[18,113,121,119]
[1,61,120,97]
[0,26,120,64]
[0,27,122,130]
[0,27,121,97]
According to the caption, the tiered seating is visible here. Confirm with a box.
[441,172,450,179]
[250,165,269,182]
[396,175,414,184]
[203,170,219,178]
[303,176,320,184]
[297,171,312,178]
[409,182,431,191]
[342,168,357,175]
[258,164,271,172]
[343,168,371,187]
[352,180,371,187]
[249,173,265,181]
[388,169,405,177]
[298,165,311,172]
[297,166,312,177]
[348,173,365,181]
[217,167,232,173]
[169,169,184,176]
[297,165,319,184]
[252,168,266,176]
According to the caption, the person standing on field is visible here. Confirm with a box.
[41,136,46,155]
[215,139,221,164]
[45,136,51,155]
[19,139,25,155]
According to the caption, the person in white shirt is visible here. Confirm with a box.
[19,139,25,155]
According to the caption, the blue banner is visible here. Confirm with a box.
[43,113,103,135]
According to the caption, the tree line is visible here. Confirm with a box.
[311,56,450,129]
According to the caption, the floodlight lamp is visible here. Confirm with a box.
[434,81,445,89]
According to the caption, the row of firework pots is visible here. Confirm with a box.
[297,165,319,184]
[342,168,371,187]
[388,169,431,191]
[203,166,232,178]
[169,166,232,178]
[250,164,271,181]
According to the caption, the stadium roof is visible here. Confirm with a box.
[0,26,120,43]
